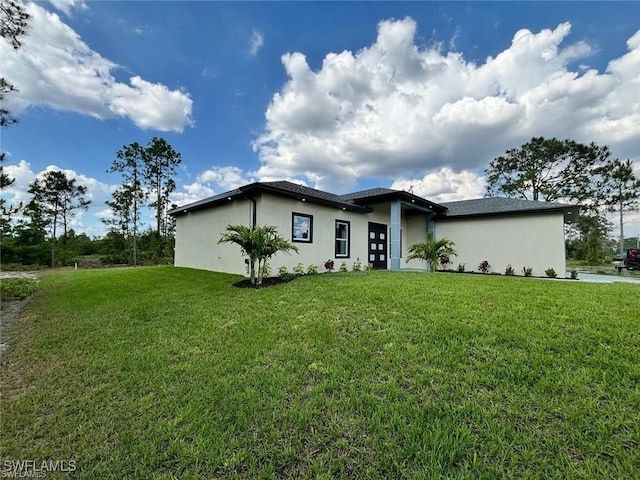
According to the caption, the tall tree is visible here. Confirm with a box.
[27,170,90,267]
[0,152,20,235]
[598,159,640,253]
[485,137,610,204]
[143,137,181,238]
[1,0,30,127]
[108,142,147,266]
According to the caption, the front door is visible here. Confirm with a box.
[368,222,388,269]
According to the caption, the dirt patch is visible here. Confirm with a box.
[0,272,39,361]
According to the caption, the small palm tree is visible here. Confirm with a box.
[406,232,457,272]
[218,225,299,285]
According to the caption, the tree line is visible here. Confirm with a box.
[485,137,640,263]
[1,137,181,268]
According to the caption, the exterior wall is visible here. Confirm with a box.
[403,214,429,269]
[436,212,566,276]
[174,198,254,275]
[174,193,394,275]
[260,194,390,271]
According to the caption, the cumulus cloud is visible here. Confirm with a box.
[0,3,193,132]
[391,168,486,203]
[253,18,640,192]
[170,166,255,207]
[250,29,264,56]
[48,0,87,16]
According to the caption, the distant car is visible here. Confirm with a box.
[615,249,640,272]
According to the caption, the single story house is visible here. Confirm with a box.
[169,180,579,276]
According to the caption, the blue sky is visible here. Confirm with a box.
[1,1,639,238]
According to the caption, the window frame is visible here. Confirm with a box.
[292,212,313,243]
[335,219,350,258]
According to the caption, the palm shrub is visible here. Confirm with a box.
[218,225,299,285]
[406,233,457,272]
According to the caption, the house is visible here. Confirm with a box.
[168,181,579,276]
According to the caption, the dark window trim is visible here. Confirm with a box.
[292,212,313,243]
[335,219,350,258]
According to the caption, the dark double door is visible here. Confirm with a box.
[368,222,388,269]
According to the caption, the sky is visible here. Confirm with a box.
[1,0,639,239]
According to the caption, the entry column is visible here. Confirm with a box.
[390,200,401,270]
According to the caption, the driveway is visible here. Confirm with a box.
[575,273,640,284]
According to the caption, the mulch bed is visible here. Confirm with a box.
[233,276,294,289]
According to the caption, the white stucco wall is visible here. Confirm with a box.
[260,194,391,271]
[435,213,566,276]
[174,198,255,275]
[174,194,398,274]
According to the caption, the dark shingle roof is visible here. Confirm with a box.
[168,181,576,222]
[168,181,371,215]
[339,188,398,201]
[438,197,579,221]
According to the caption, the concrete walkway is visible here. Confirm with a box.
[575,273,640,284]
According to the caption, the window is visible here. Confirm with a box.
[335,220,350,257]
[292,213,313,242]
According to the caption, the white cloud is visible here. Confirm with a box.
[170,181,216,208]
[249,29,264,57]
[391,168,486,203]
[48,0,87,16]
[253,18,640,192]
[170,166,256,207]
[0,3,193,132]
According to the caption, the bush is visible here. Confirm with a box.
[324,259,334,272]
[570,269,578,280]
[478,260,491,273]
[306,264,319,275]
[292,263,305,276]
[504,264,515,276]
[278,266,288,277]
[545,267,557,278]
[522,266,533,277]
[339,261,348,273]
[364,263,373,271]
[78,256,103,268]
[352,260,362,272]
[457,263,466,273]
[1,278,38,301]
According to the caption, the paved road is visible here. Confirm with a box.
[575,273,640,284]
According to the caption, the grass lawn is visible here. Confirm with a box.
[1,267,638,479]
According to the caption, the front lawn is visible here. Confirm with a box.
[1,267,638,478]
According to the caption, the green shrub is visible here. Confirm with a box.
[522,266,533,277]
[505,264,515,276]
[278,266,288,276]
[352,260,362,272]
[292,263,305,276]
[339,261,348,273]
[545,267,557,278]
[306,264,319,275]
[0,278,38,301]
[364,263,373,271]
[457,263,466,273]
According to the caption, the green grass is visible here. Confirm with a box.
[0,278,39,300]
[1,267,638,479]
